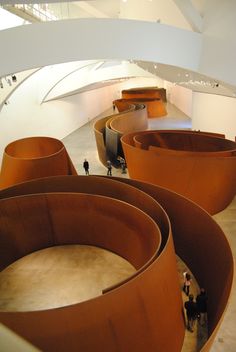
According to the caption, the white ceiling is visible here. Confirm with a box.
[2,1,236,98]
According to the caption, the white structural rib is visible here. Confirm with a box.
[76,1,109,18]
[173,0,203,33]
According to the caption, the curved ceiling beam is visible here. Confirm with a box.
[41,60,102,103]
[0,18,201,77]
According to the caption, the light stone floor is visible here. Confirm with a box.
[0,245,136,311]
[0,103,235,351]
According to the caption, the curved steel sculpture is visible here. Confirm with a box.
[94,101,148,165]
[122,87,167,102]
[121,87,167,118]
[115,98,167,118]
[0,137,77,189]
[121,130,236,214]
[0,175,233,352]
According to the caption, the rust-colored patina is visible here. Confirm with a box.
[115,98,167,118]
[0,137,76,189]
[0,175,233,352]
[122,87,167,102]
[121,130,236,214]
[94,102,148,164]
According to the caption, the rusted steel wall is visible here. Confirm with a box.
[122,87,167,102]
[0,175,233,352]
[94,103,148,164]
[0,176,184,352]
[121,130,236,214]
[116,98,167,118]
[0,137,77,189]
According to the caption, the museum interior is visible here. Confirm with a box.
[0,1,236,351]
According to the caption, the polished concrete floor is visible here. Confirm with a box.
[0,103,235,351]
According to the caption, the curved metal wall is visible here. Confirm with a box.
[0,137,77,189]
[122,87,167,102]
[116,98,167,118]
[0,176,184,352]
[0,175,233,352]
[121,130,236,214]
[94,102,148,165]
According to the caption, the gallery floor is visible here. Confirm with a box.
[0,102,235,351]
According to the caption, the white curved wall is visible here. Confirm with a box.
[192,92,236,141]
[0,70,161,162]
[0,18,201,77]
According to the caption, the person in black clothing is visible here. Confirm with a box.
[183,272,191,296]
[83,159,89,175]
[196,288,207,325]
[184,294,198,332]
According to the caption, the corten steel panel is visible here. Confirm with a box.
[105,124,120,161]
[112,177,233,352]
[121,130,236,214]
[113,100,135,113]
[110,106,148,135]
[0,137,77,189]
[0,179,184,352]
[116,98,167,118]
[94,103,148,163]
[122,87,167,102]
[93,115,111,166]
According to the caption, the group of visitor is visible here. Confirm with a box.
[82,158,126,176]
[183,271,208,332]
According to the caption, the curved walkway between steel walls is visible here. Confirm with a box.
[0,175,233,352]
[121,129,236,214]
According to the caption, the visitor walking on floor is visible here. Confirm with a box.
[196,288,208,326]
[83,159,89,175]
[107,160,112,176]
[184,294,198,332]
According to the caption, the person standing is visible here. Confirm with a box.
[120,157,127,174]
[184,294,198,332]
[107,160,112,176]
[183,271,192,296]
[83,159,89,175]
[196,288,208,326]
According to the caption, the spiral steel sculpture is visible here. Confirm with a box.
[0,175,233,352]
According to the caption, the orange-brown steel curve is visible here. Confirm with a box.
[94,101,148,164]
[122,87,167,102]
[0,175,233,352]
[116,98,167,118]
[0,137,77,189]
[121,130,236,214]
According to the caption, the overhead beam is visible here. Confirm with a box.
[76,1,109,18]
[173,0,203,33]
